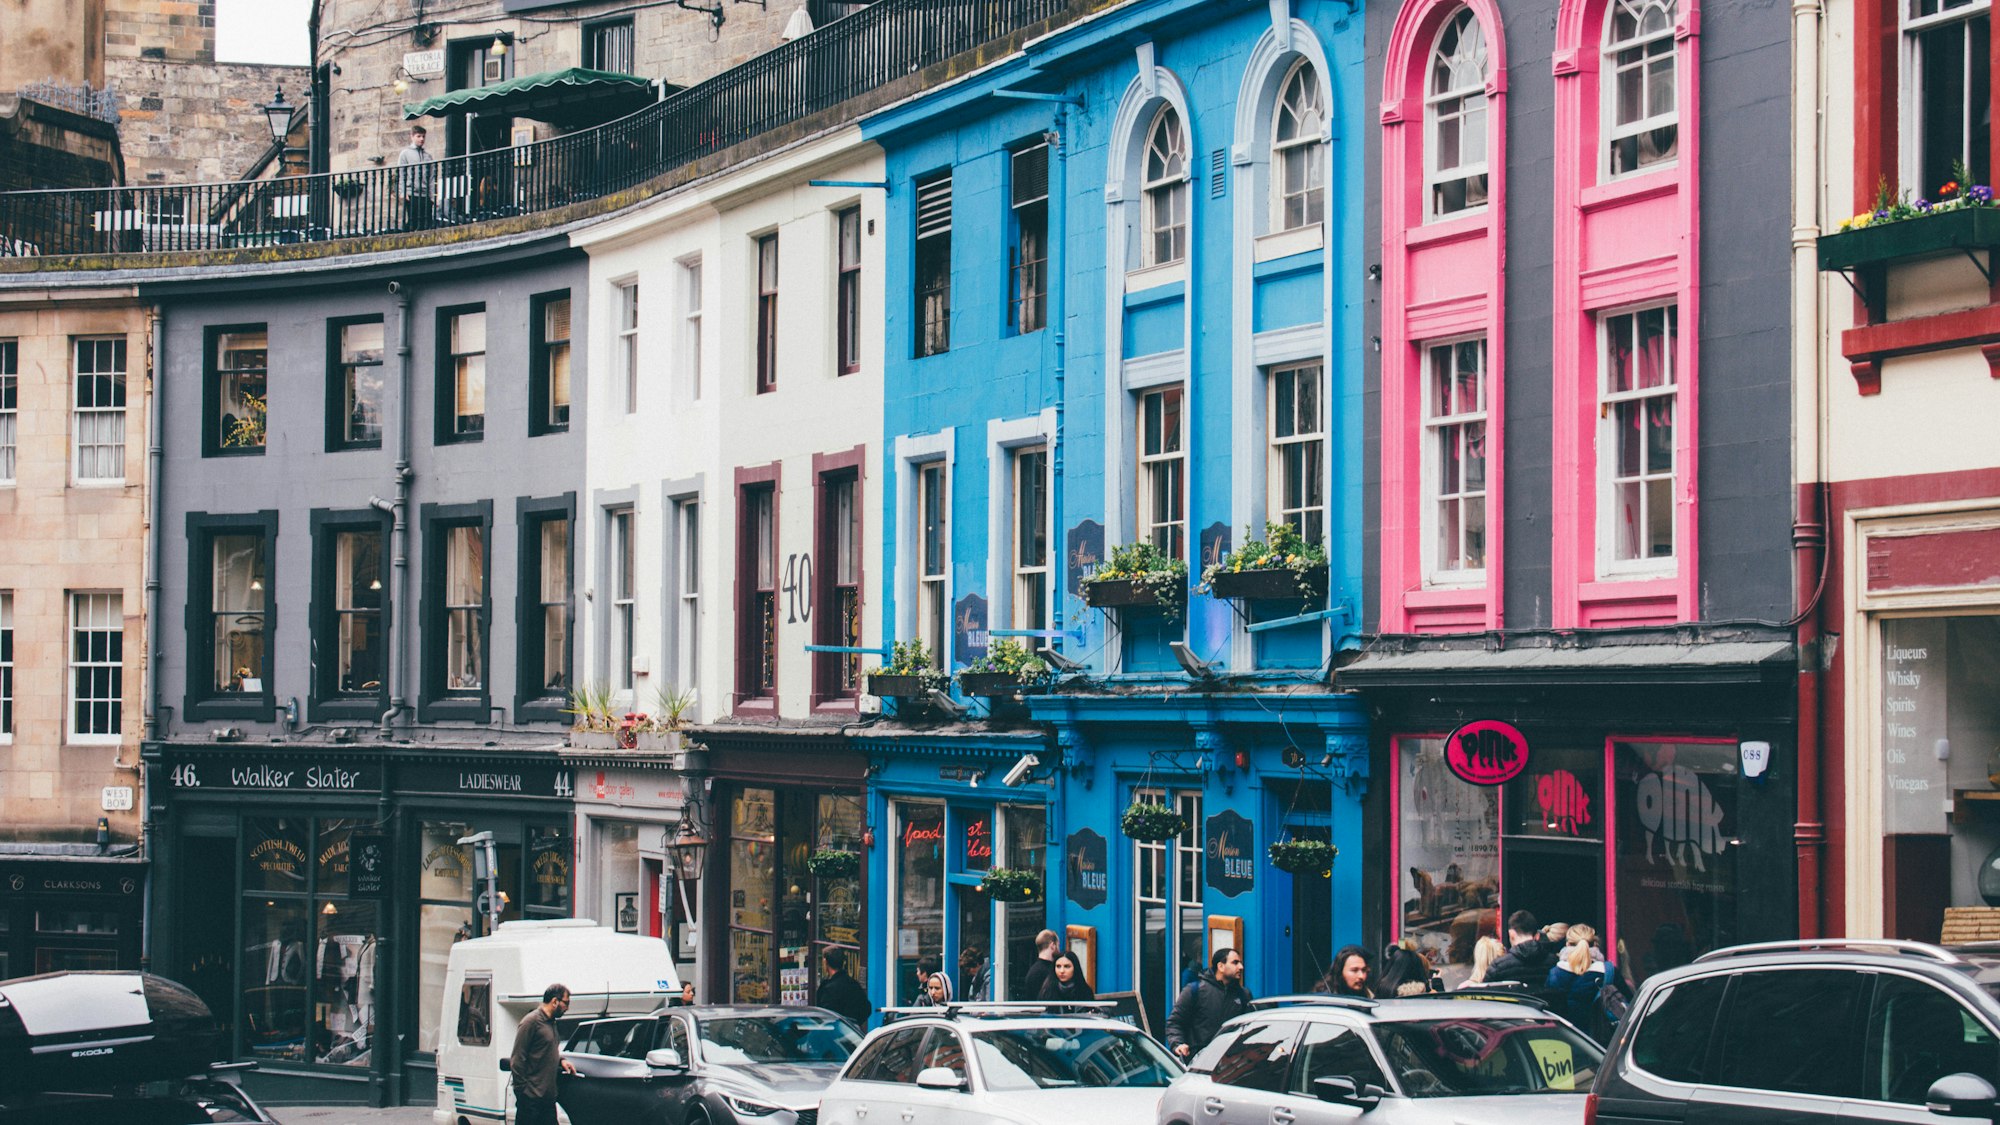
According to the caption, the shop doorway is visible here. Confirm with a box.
[1270,780,1333,992]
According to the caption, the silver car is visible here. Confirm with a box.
[1157,993,1604,1125]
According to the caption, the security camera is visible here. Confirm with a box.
[1040,646,1084,673]
[1002,753,1041,788]
[1170,641,1216,679]
[927,689,969,720]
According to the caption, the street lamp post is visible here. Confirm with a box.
[662,816,708,949]
[260,87,306,175]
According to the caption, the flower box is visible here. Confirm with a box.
[957,672,1038,697]
[567,731,618,750]
[1208,566,1329,603]
[866,673,927,699]
[1818,207,2000,272]
[1084,577,1185,610]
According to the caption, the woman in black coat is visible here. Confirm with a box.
[1037,950,1096,1002]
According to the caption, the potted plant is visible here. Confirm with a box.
[1120,800,1189,842]
[978,867,1041,902]
[1201,521,1330,604]
[563,683,619,749]
[957,639,1049,696]
[864,640,947,700]
[1084,541,1188,616]
[807,848,861,879]
[632,686,695,750]
[1819,164,2000,271]
[1268,838,1337,878]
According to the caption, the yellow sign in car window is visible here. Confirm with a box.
[1531,1039,1577,1091]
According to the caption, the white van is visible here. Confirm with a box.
[433,919,682,1125]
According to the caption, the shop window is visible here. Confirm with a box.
[527,823,572,915]
[1422,339,1487,580]
[1268,364,1326,546]
[1142,106,1189,267]
[1902,0,1991,195]
[1134,788,1202,1034]
[1009,446,1050,632]
[421,503,491,716]
[72,336,126,483]
[0,591,11,741]
[1613,741,1740,985]
[67,591,122,743]
[957,809,995,1001]
[1426,8,1491,218]
[1604,0,1680,176]
[1501,745,1606,943]
[242,896,310,1062]
[914,172,952,357]
[814,793,868,998]
[328,317,385,451]
[615,280,639,413]
[756,235,779,393]
[730,788,779,1004]
[583,17,634,72]
[836,207,863,372]
[418,820,476,1053]
[1010,143,1049,333]
[671,497,700,696]
[436,306,486,443]
[916,462,949,666]
[1138,386,1187,561]
[206,326,268,456]
[1273,60,1327,232]
[997,805,1047,1000]
[1396,739,1501,982]
[517,498,572,716]
[187,513,278,715]
[531,291,571,435]
[680,257,704,398]
[1599,305,1678,570]
[240,816,378,1068]
[814,467,862,701]
[895,801,946,1006]
[1,339,17,483]
[735,480,777,704]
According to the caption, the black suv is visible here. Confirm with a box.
[1589,940,2000,1124]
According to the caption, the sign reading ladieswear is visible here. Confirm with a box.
[1444,719,1531,786]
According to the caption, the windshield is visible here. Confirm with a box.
[970,1027,1184,1091]
[1371,1018,1602,1098]
[696,1014,864,1065]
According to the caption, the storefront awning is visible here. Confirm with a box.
[1336,639,1796,689]
[403,67,659,128]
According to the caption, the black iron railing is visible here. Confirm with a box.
[0,0,1068,258]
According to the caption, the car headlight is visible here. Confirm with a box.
[723,1094,786,1117]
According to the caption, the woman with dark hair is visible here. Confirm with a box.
[1037,950,1096,1002]
[1318,945,1375,998]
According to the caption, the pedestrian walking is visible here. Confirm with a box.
[959,945,991,1002]
[509,983,577,1125]
[1318,945,1376,998]
[816,948,871,1028]
[1164,948,1251,1059]
[924,970,955,1006]
[1485,910,1560,988]
[1377,937,1430,996]
[1022,929,1059,999]
[397,125,437,230]
[1545,923,1609,1034]
[1457,934,1508,987]
[1037,950,1095,1003]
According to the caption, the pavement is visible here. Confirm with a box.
[272,1106,437,1124]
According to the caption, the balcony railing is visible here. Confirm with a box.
[0,0,1068,258]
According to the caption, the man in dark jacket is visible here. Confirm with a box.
[816,949,871,1029]
[510,983,576,1125]
[1022,929,1059,1000]
[1485,910,1560,988]
[1165,948,1252,1058]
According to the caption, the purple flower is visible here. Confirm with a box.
[1875,208,1893,220]
[1972,185,1994,204]
[1915,198,1933,212]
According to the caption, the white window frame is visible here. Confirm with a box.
[1132,788,1203,1015]
[1267,363,1327,547]
[1141,106,1190,267]
[679,257,703,400]
[1137,385,1187,561]
[917,461,949,668]
[1602,0,1681,179]
[0,590,12,743]
[616,280,640,413]
[1425,7,1491,220]
[1010,445,1051,632]
[541,295,572,430]
[448,310,487,437]
[1272,59,1327,233]
[1,339,18,484]
[1597,303,1680,575]
[68,591,122,745]
[72,336,127,484]
[1420,338,1489,584]
[609,507,636,693]
[443,524,485,693]
[673,497,700,697]
[1899,0,1992,194]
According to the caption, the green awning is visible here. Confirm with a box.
[403,67,658,128]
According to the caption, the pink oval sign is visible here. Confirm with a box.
[1444,720,1530,786]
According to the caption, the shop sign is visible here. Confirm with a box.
[1536,769,1594,836]
[1882,619,1949,834]
[165,754,382,793]
[400,760,576,799]
[1634,766,1726,870]
[1444,720,1531,786]
[248,832,307,881]
[964,814,993,870]
[1203,809,1255,898]
[1064,828,1107,910]
[954,593,988,663]
[350,835,390,898]
[1065,520,1104,595]
[1,862,143,899]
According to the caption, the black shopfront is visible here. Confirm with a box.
[143,742,576,1108]
[0,854,149,977]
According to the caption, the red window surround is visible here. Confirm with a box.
[811,446,867,710]
[1378,0,1510,634]
[1548,0,1702,628]
[734,462,781,715]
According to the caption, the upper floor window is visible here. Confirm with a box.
[1903,0,1991,192]
[1605,0,1680,176]
[1010,143,1050,333]
[680,257,704,398]
[756,235,780,393]
[440,307,486,442]
[73,336,127,483]
[1142,106,1190,266]
[915,172,953,357]
[532,292,572,434]
[315,518,387,706]
[68,591,122,743]
[330,318,385,450]
[738,483,778,700]
[1269,364,1326,546]
[584,17,635,73]
[0,591,12,741]
[815,470,862,699]
[1427,8,1491,218]
[1010,445,1050,632]
[1423,340,1488,579]
[616,281,640,413]
[1600,305,1678,568]
[1274,61,1328,231]
[917,462,949,666]
[520,506,571,708]
[836,207,863,373]
[434,521,486,696]
[609,507,637,693]
[0,339,16,484]
[672,498,700,695]
[208,327,269,455]
[204,529,272,699]
[1138,385,1186,561]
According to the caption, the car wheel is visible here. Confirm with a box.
[688,1105,716,1125]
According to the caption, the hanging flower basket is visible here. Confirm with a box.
[979,867,1041,902]
[807,849,861,879]
[1268,838,1337,878]
[1120,801,1189,843]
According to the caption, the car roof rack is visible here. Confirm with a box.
[1248,994,1378,1012]
[880,1001,1117,1021]
[1693,939,1963,964]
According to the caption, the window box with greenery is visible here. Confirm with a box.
[978,867,1041,903]
[864,639,946,700]
[1120,799,1188,843]
[1083,541,1188,615]
[956,639,1048,697]
[1268,837,1337,878]
[1201,522,1329,604]
[1818,170,1999,272]
[566,684,693,750]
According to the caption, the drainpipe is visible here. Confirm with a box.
[1791,0,1827,938]
[377,281,414,737]
[144,305,166,744]
[1049,108,1069,645]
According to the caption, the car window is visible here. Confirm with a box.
[969,1027,1183,1091]
[655,1016,691,1059]
[1630,975,1727,1083]
[456,979,492,1047]
[1288,1022,1388,1096]
[1862,974,2000,1105]
[1187,1024,1247,1074]
[1370,1018,1603,1097]
[847,1026,929,1083]
[1209,1020,1302,1092]
[569,1018,643,1057]
[920,1027,968,1077]
[697,1013,865,1065]
[1711,970,1865,1098]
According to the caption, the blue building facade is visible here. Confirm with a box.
[860,0,1371,1030]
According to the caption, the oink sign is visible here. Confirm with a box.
[1444,720,1531,786]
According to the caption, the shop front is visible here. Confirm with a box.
[0,853,148,976]
[691,728,868,1013]
[143,742,576,1107]
[565,753,691,982]
[1343,639,1797,992]
[854,728,1051,1013]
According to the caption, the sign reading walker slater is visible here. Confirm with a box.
[350,834,391,898]
[165,754,382,793]
[400,760,576,800]
[1203,810,1255,898]
[1065,828,1108,910]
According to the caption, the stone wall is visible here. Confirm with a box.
[103,0,212,63]
[0,0,104,92]
[108,58,308,183]
[0,94,122,199]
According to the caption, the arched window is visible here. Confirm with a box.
[1426,8,1491,218]
[1604,0,1679,176]
[1142,105,1190,266]
[1273,60,1327,231]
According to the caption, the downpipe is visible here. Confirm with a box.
[378,281,414,738]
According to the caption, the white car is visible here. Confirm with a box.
[817,1005,1184,1125]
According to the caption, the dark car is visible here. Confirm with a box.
[1589,939,2000,1124]
[560,1004,865,1125]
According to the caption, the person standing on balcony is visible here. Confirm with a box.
[397,125,436,230]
